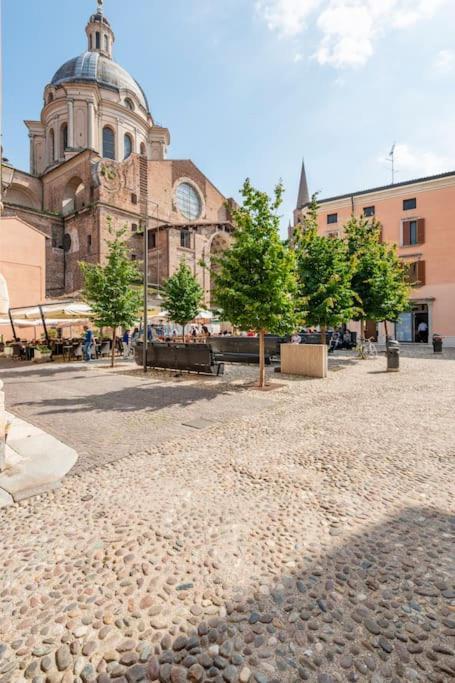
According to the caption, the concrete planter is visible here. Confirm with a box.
[34,349,51,362]
[3,346,13,358]
[280,343,328,378]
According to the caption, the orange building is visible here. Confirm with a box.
[293,164,455,346]
[0,217,47,341]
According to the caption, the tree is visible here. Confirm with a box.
[345,215,409,340]
[162,261,203,339]
[211,178,297,388]
[295,195,358,343]
[80,220,142,367]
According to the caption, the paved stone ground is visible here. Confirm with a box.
[0,351,454,682]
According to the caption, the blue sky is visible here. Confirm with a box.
[3,0,455,231]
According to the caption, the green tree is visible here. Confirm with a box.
[211,178,297,388]
[80,220,142,367]
[295,195,358,343]
[162,261,203,339]
[345,215,409,340]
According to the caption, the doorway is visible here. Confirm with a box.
[395,303,429,342]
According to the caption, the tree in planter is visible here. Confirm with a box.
[162,261,203,340]
[345,215,409,341]
[295,195,358,344]
[80,220,142,367]
[211,178,298,388]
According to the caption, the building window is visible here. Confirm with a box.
[402,218,425,246]
[125,98,135,111]
[49,129,55,162]
[364,206,375,217]
[327,213,338,224]
[176,182,202,220]
[140,142,146,157]
[124,134,133,160]
[131,223,138,232]
[102,126,115,160]
[131,193,138,205]
[61,123,68,155]
[87,234,92,253]
[180,229,191,249]
[96,32,100,49]
[407,260,425,287]
[47,92,54,104]
[148,231,156,249]
[403,198,416,211]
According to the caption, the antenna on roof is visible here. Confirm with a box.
[388,143,396,185]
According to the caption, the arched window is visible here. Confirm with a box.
[124,134,133,159]
[124,98,135,111]
[102,126,115,159]
[61,123,68,156]
[96,32,100,49]
[49,129,55,163]
[104,35,109,52]
[47,92,54,104]
[140,142,146,157]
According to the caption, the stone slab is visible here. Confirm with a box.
[281,343,328,378]
[0,413,77,503]
[0,487,13,509]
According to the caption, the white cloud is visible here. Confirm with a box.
[257,0,450,68]
[433,49,455,74]
[378,143,453,179]
[255,0,321,37]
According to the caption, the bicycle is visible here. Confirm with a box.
[356,336,378,359]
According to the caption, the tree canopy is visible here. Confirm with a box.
[295,196,358,339]
[80,220,142,366]
[162,261,203,336]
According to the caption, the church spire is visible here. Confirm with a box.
[296,158,310,209]
[86,0,114,59]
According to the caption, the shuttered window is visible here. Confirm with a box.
[402,219,425,246]
[407,260,425,286]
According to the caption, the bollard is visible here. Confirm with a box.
[386,339,400,372]
[432,334,443,353]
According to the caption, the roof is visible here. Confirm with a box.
[313,170,455,206]
[51,52,149,112]
[296,159,310,209]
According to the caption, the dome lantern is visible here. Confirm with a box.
[85,0,115,59]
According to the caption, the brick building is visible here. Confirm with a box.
[293,162,455,346]
[1,1,233,305]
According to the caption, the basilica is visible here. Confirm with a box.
[2,1,234,304]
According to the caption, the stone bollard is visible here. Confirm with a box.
[0,380,5,472]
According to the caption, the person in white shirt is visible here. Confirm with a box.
[417,321,428,343]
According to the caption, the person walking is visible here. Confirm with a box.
[83,325,93,362]
[417,320,428,343]
[122,329,130,359]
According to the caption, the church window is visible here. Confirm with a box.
[102,126,115,159]
[49,129,55,162]
[125,98,135,111]
[124,133,133,159]
[47,92,54,104]
[131,193,138,204]
[140,142,146,157]
[176,182,202,221]
[96,32,100,49]
[87,235,92,253]
[61,123,68,155]
[180,229,191,249]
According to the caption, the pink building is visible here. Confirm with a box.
[293,164,455,346]
[0,217,47,341]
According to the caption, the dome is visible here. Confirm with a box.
[51,52,149,112]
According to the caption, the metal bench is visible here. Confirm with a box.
[135,342,224,375]
[208,336,283,365]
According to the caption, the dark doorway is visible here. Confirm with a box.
[414,305,429,343]
[365,319,377,341]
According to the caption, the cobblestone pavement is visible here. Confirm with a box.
[0,352,454,682]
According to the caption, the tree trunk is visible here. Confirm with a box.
[111,327,116,368]
[384,320,389,346]
[258,329,266,388]
[182,325,185,343]
[360,319,365,341]
[320,325,327,345]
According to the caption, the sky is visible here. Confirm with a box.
[2,0,455,232]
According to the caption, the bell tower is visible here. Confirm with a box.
[85,0,115,59]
